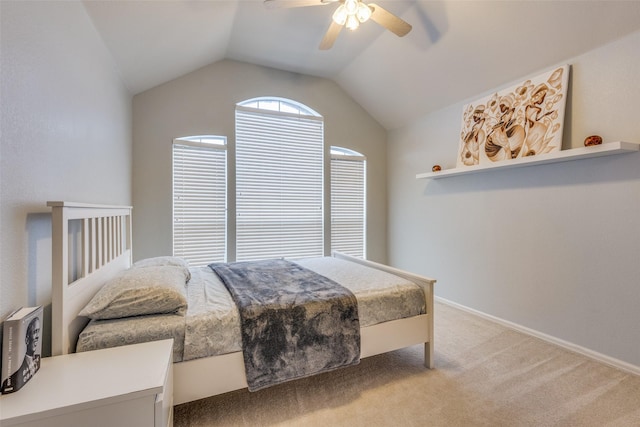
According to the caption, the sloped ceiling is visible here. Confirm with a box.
[83,0,640,130]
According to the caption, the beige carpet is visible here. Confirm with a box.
[174,301,640,426]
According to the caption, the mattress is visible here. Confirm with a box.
[76,257,426,363]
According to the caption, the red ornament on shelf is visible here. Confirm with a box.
[432,165,442,172]
[584,135,603,146]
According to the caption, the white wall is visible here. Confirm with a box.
[132,59,388,264]
[387,31,640,368]
[0,1,132,353]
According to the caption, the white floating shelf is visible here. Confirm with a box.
[416,141,639,180]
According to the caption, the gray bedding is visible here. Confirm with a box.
[211,259,360,391]
[77,257,426,363]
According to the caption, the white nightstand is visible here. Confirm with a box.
[0,339,173,427]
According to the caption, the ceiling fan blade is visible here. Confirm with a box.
[264,0,334,9]
[319,20,343,50]
[368,3,412,37]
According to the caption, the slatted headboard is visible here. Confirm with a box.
[48,201,133,355]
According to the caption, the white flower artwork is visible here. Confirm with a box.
[457,65,569,167]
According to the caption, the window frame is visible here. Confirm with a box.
[172,135,228,266]
[330,146,367,258]
[170,99,369,264]
[234,99,325,261]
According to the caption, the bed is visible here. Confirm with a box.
[48,201,436,405]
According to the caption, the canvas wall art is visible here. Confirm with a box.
[457,65,569,167]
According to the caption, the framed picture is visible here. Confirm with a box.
[457,65,569,167]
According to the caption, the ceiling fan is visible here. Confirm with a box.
[264,0,412,50]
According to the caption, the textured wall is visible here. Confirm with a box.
[0,1,132,353]
[387,31,640,367]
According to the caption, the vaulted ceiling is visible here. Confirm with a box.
[83,0,640,130]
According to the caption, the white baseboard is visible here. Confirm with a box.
[435,296,640,377]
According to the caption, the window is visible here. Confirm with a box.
[235,98,324,261]
[172,136,226,266]
[171,99,368,264]
[331,147,366,258]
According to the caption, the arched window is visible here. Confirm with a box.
[331,147,366,258]
[172,135,227,266]
[171,99,367,264]
[239,97,320,116]
[235,97,324,261]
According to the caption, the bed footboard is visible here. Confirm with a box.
[331,251,436,368]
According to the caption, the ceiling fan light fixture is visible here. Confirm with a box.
[344,0,359,15]
[356,3,371,23]
[332,4,347,25]
[333,0,370,29]
[346,14,360,30]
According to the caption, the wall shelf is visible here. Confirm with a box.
[416,141,639,180]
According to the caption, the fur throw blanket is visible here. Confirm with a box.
[210,259,360,391]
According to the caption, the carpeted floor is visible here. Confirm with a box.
[174,301,640,426]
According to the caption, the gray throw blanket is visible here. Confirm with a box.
[209,259,360,391]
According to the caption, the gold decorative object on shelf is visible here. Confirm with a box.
[584,135,603,146]
[432,165,442,172]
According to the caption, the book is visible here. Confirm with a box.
[1,306,43,394]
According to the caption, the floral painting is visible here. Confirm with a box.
[457,65,569,167]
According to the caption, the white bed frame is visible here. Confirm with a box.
[49,201,436,405]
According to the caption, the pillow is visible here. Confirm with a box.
[132,256,191,281]
[133,256,189,269]
[79,265,189,320]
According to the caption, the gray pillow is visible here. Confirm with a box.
[79,265,189,320]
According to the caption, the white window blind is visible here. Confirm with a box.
[331,150,366,258]
[235,105,324,261]
[173,137,226,266]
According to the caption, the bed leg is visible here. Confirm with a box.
[424,342,434,369]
